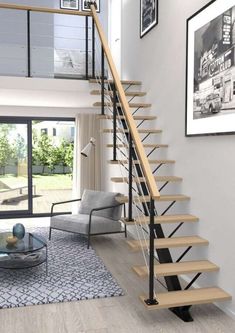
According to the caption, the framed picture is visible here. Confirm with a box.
[140,0,158,38]
[60,0,79,10]
[186,0,235,136]
[82,0,100,13]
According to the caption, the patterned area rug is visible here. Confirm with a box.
[0,228,124,309]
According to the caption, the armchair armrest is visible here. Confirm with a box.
[89,202,124,224]
[87,202,124,239]
[89,203,124,217]
[51,198,82,216]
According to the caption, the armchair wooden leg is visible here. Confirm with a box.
[49,227,52,241]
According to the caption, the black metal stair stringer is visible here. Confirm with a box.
[117,106,193,322]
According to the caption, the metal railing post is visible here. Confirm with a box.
[128,133,134,221]
[85,16,89,79]
[92,17,95,78]
[145,198,158,306]
[101,46,105,115]
[27,10,31,77]
[112,84,117,161]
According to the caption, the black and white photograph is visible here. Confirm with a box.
[140,0,158,38]
[186,0,235,136]
[82,0,100,13]
[60,0,79,10]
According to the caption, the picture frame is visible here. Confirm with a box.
[60,0,79,10]
[82,0,100,13]
[140,0,158,38]
[186,0,235,136]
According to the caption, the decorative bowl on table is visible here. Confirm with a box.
[6,236,18,246]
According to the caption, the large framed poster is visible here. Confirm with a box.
[186,0,235,136]
[140,0,158,38]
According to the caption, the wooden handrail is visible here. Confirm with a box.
[0,3,91,16]
[90,5,160,199]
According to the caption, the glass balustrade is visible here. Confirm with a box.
[0,8,102,79]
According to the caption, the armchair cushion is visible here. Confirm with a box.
[78,190,122,221]
[51,214,122,235]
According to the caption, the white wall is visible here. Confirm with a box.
[0,77,98,108]
[0,105,97,118]
[108,0,122,75]
[120,0,235,319]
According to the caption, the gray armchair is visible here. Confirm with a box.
[49,189,126,248]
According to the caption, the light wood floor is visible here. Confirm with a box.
[0,218,235,333]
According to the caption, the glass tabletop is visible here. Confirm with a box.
[0,232,46,254]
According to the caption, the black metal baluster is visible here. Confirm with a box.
[27,10,31,77]
[145,198,158,306]
[112,84,117,161]
[92,17,95,78]
[85,16,89,79]
[101,46,105,115]
[128,133,134,221]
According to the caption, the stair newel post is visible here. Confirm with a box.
[112,84,117,161]
[128,133,134,222]
[101,46,105,115]
[145,198,158,306]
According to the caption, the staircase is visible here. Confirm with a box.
[0,0,231,323]
[89,4,231,323]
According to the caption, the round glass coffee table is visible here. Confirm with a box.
[0,232,47,274]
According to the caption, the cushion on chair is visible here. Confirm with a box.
[78,190,122,221]
[51,214,122,235]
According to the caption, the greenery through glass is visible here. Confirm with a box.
[32,120,75,214]
[0,120,75,215]
[0,123,28,212]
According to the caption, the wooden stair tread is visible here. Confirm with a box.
[117,194,190,204]
[98,115,156,120]
[111,176,182,183]
[127,236,209,251]
[103,129,162,134]
[133,260,219,278]
[140,287,231,310]
[109,159,175,165]
[91,90,146,97]
[94,102,151,108]
[122,214,199,225]
[89,79,142,85]
[107,144,167,148]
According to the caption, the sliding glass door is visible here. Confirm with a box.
[0,117,75,218]
[32,120,74,214]
[0,120,31,215]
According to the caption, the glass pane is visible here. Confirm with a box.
[0,9,27,77]
[30,12,91,79]
[30,12,55,78]
[0,123,29,212]
[53,14,89,79]
[32,120,75,214]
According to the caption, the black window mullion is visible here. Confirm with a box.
[28,120,33,214]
